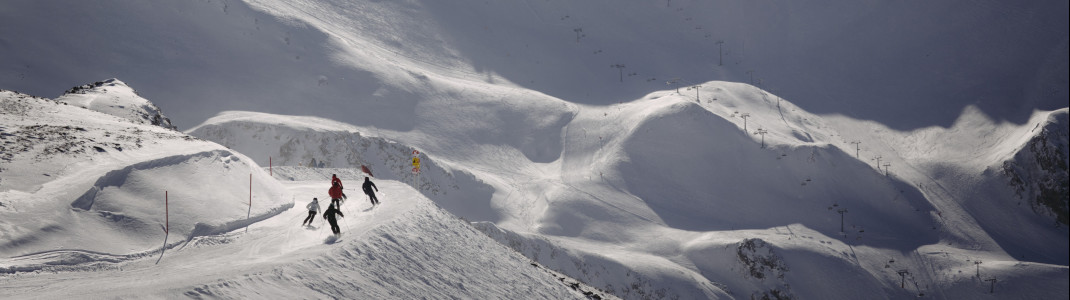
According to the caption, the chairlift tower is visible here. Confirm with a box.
[611,64,626,82]
[985,278,997,293]
[896,270,909,288]
[666,78,681,93]
[837,208,848,236]
[688,84,702,102]
[716,40,724,66]
[756,128,769,148]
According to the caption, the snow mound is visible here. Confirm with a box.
[1,86,291,269]
[56,79,177,130]
[68,150,290,247]
[188,111,500,222]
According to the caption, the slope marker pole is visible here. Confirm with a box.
[165,191,169,234]
[156,190,169,265]
[246,173,252,233]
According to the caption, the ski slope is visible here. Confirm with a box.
[0,89,613,299]
[187,79,1068,299]
[2,72,1067,299]
[1,0,1068,298]
[2,175,609,299]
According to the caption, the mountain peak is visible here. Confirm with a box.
[57,79,178,130]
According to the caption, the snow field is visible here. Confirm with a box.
[1,176,615,299]
[184,78,1068,299]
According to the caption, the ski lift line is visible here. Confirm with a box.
[320,4,764,100]
[520,0,548,23]
[336,1,705,96]
[905,249,939,297]
[326,28,510,86]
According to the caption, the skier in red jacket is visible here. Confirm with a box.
[331,174,343,189]
[329,181,346,208]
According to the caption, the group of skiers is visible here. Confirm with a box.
[301,174,379,235]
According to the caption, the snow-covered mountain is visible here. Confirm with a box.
[56,79,177,131]
[1002,110,1069,226]
[2,0,1064,131]
[1,0,1067,299]
[184,78,1068,299]
[0,87,615,299]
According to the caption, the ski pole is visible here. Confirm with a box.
[341,206,352,233]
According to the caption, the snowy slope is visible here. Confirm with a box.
[54,79,177,131]
[1,88,616,299]
[0,88,291,263]
[187,80,1069,299]
[186,111,503,221]
[1,172,616,299]
[1,0,1064,130]
[1001,109,1069,226]
[1,0,1067,299]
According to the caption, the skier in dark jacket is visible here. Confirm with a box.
[362,177,379,206]
[322,203,344,235]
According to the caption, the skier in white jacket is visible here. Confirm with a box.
[302,198,320,226]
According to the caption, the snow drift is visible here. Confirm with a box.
[0,85,290,265]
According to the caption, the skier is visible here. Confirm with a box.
[329,181,346,208]
[322,203,344,235]
[331,174,343,189]
[362,176,379,206]
[302,198,320,226]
